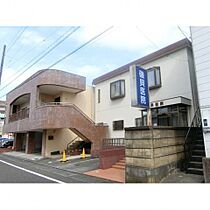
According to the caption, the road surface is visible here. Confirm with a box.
[0,154,112,183]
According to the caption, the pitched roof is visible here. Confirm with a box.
[92,38,192,85]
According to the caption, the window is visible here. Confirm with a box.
[110,80,125,100]
[97,89,101,103]
[151,105,188,127]
[113,120,124,130]
[135,118,142,127]
[135,110,147,127]
[148,67,161,89]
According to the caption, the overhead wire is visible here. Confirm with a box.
[0,26,80,94]
[6,27,65,68]
[0,26,114,99]
[6,27,28,53]
[177,26,191,41]
[47,26,114,69]
[135,25,189,62]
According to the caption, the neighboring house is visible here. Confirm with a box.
[3,69,107,157]
[0,100,6,137]
[191,26,210,157]
[93,38,199,139]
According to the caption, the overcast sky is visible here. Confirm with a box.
[0,25,190,100]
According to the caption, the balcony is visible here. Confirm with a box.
[9,108,29,122]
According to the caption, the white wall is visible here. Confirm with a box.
[95,48,195,138]
[191,26,210,157]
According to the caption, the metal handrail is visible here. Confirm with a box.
[184,107,201,143]
[183,107,202,171]
[66,136,80,150]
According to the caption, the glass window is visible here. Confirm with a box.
[135,118,142,127]
[147,67,161,89]
[110,80,125,100]
[148,70,155,87]
[152,104,188,127]
[113,120,124,130]
[97,89,101,103]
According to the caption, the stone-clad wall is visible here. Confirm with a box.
[125,126,188,183]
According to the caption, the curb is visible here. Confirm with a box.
[1,153,115,183]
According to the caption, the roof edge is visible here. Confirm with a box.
[92,38,191,85]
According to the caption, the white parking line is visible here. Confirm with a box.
[0,159,66,184]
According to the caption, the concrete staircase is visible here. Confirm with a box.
[112,158,125,170]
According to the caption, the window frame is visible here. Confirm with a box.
[147,66,161,90]
[113,120,124,131]
[97,89,101,103]
[110,79,125,100]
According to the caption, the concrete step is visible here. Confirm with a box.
[112,164,125,170]
[192,140,204,145]
[191,155,203,162]
[115,162,125,166]
[188,161,203,169]
[193,145,205,150]
[187,168,203,175]
[192,150,205,156]
[119,159,125,164]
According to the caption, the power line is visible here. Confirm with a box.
[136,26,159,49]
[135,26,188,62]
[47,26,114,68]
[2,27,74,86]
[5,27,66,72]
[0,26,113,99]
[0,26,80,94]
[6,27,28,53]
[177,26,191,41]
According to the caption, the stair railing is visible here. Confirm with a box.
[39,102,95,124]
[66,136,80,154]
[183,107,202,171]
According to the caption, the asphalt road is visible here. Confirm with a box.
[0,154,112,183]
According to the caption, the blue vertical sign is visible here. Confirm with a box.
[136,66,149,108]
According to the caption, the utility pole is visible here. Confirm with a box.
[0,45,6,85]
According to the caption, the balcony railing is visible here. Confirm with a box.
[102,138,125,149]
[9,108,29,122]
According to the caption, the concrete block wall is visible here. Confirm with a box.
[125,126,188,183]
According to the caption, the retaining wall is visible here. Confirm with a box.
[125,126,188,183]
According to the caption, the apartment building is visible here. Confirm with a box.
[191,27,210,157]
[3,69,107,157]
[93,38,199,138]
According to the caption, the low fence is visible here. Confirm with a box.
[102,138,125,149]
[99,138,125,169]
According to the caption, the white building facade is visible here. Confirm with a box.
[191,26,210,157]
[93,39,199,138]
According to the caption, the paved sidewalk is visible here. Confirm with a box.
[3,151,98,173]
[3,151,124,183]
[85,168,125,183]
[160,170,204,183]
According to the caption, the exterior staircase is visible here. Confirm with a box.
[186,129,205,175]
[67,139,91,155]
[112,158,125,170]
[184,108,205,176]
